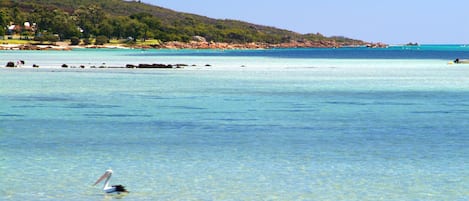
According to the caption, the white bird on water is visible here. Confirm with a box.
[93,169,129,194]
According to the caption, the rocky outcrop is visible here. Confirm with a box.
[365,42,388,48]
[153,40,387,49]
[138,64,173,68]
[126,63,189,69]
[0,44,72,50]
[0,39,387,51]
[192,36,207,42]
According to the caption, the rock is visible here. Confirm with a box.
[6,62,15,67]
[406,42,419,46]
[366,42,388,48]
[126,64,137,68]
[192,36,207,42]
[137,64,173,68]
[175,64,188,68]
[61,64,68,68]
[33,64,39,68]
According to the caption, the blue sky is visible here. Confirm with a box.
[143,0,469,44]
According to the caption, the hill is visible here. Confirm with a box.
[0,0,374,47]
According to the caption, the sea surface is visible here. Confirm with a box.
[1,46,468,201]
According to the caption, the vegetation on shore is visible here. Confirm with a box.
[0,0,378,48]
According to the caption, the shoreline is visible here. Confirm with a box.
[0,40,387,51]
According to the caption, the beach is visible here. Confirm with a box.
[1,47,468,201]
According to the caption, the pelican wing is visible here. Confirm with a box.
[113,185,129,193]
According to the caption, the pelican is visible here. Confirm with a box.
[93,169,129,194]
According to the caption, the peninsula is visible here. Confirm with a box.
[0,0,386,49]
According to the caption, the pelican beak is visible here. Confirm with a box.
[93,172,110,186]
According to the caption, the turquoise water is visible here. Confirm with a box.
[1,47,469,200]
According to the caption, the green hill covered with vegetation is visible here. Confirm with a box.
[0,0,367,46]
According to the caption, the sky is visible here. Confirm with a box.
[143,0,469,44]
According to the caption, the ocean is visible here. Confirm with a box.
[1,46,468,200]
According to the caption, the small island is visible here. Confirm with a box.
[406,42,419,46]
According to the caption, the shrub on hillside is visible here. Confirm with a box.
[34,34,59,43]
[83,38,91,45]
[95,35,109,45]
[70,37,80,45]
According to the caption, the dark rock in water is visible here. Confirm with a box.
[138,64,152,68]
[205,64,212,67]
[33,64,39,68]
[80,65,85,68]
[61,64,68,68]
[6,62,15,67]
[137,64,173,68]
[126,64,137,68]
[406,42,419,46]
[175,64,188,68]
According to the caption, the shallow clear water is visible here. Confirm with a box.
[1,47,468,200]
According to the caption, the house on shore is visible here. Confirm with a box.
[6,22,36,39]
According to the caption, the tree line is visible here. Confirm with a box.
[1,5,172,42]
[0,2,295,44]
[0,0,363,45]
